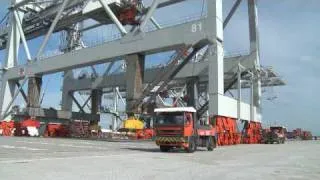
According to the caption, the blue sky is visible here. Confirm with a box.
[0,0,319,134]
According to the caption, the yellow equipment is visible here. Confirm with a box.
[123,116,144,130]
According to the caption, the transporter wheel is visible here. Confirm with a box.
[186,137,196,153]
[207,136,215,151]
[160,146,171,152]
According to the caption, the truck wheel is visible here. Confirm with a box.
[207,136,214,151]
[160,146,170,152]
[186,137,196,153]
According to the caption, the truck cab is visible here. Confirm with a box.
[154,107,216,153]
[263,126,286,144]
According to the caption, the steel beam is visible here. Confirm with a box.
[248,0,262,121]
[207,0,224,116]
[0,0,187,50]
[27,76,42,108]
[139,0,160,32]
[112,87,119,131]
[237,64,242,121]
[126,54,145,113]
[172,85,187,107]
[141,0,162,30]
[186,78,198,107]
[90,66,98,78]
[116,87,126,106]
[99,0,127,35]
[13,10,31,61]
[36,0,70,59]
[140,0,161,30]
[149,46,200,101]
[103,62,115,76]
[21,107,100,121]
[79,23,103,33]
[4,19,208,80]
[156,0,185,9]
[80,95,91,111]
[223,0,242,29]
[0,0,23,119]
[91,89,102,114]
[62,55,255,91]
[1,77,27,119]
[70,93,85,113]
[61,72,74,112]
[250,76,254,121]
[15,81,28,104]
[13,0,34,8]
[150,17,162,29]
[64,67,284,95]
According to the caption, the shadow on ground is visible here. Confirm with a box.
[122,147,207,153]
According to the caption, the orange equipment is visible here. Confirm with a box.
[154,107,216,153]
[136,128,154,139]
[118,115,152,140]
[242,121,263,144]
[45,123,69,137]
[15,118,40,136]
[215,116,241,146]
[0,120,15,136]
[21,119,40,128]
[118,5,139,25]
[1,121,14,136]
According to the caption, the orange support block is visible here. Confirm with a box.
[215,116,241,146]
[45,123,69,137]
[0,121,15,136]
[242,121,262,144]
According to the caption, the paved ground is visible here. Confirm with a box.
[0,137,319,180]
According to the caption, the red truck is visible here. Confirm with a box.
[262,126,286,144]
[154,107,216,153]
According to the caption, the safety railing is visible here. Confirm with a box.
[37,13,205,61]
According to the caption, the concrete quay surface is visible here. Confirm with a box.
[0,137,319,180]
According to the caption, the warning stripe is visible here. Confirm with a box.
[156,136,186,143]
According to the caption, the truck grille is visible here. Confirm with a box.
[157,130,183,136]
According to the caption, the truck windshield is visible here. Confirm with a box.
[155,112,184,125]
